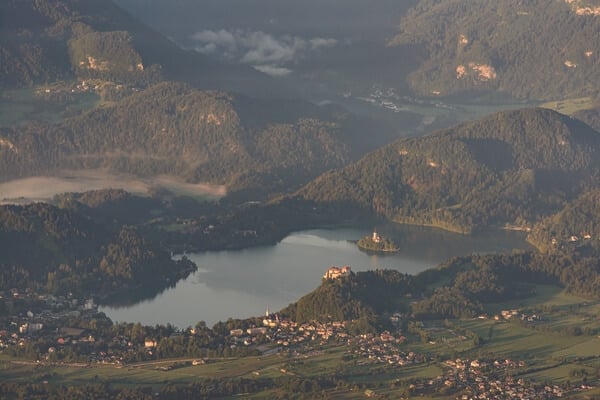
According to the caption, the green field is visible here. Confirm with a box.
[2,286,599,398]
[0,85,99,127]
[540,97,597,115]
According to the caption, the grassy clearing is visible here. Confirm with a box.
[451,286,600,385]
[0,85,99,127]
[0,354,292,388]
[0,102,35,126]
[457,320,592,360]
[158,223,188,232]
[540,97,597,115]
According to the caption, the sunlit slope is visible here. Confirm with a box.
[390,0,600,100]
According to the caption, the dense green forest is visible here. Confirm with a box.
[298,108,600,234]
[0,193,195,300]
[282,270,416,333]
[284,251,600,326]
[528,189,600,252]
[390,0,600,100]
[575,106,600,132]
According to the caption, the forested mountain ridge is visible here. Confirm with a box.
[0,81,366,196]
[297,108,600,234]
[390,0,600,100]
[0,0,273,92]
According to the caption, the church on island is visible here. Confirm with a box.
[371,229,382,243]
[357,229,399,253]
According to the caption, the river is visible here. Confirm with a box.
[100,225,532,328]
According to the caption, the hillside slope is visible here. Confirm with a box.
[0,82,367,196]
[390,0,600,100]
[298,108,600,233]
[0,199,195,299]
[0,0,275,94]
[528,189,600,252]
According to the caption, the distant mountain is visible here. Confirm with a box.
[0,0,279,94]
[390,0,600,100]
[297,108,600,233]
[0,81,377,197]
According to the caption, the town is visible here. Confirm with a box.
[0,267,593,399]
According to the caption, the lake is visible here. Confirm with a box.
[100,224,532,328]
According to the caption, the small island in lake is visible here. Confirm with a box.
[357,230,399,253]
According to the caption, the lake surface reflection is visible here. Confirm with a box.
[100,225,532,327]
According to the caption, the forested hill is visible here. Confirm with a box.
[297,108,600,234]
[0,81,366,196]
[390,0,600,100]
[0,0,273,93]
[0,197,196,300]
[528,189,600,253]
[283,251,600,328]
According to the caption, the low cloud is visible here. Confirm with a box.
[191,29,338,76]
[191,29,237,53]
[309,38,338,49]
[252,65,293,77]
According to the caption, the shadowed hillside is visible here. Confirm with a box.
[297,108,600,233]
[0,0,279,94]
[0,82,379,197]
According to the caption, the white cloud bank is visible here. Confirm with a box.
[190,29,338,76]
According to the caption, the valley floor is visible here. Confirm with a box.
[2,285,600,399]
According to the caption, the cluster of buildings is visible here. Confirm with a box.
[348,332,425,367]
[0,289,110,360]
[355,85,452,115]
[0,288,97,349]
[497,309,541,322]
[323,266,352,280]
[252,309,351,347]
[551,232,594,247]
[409,357,583,399]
